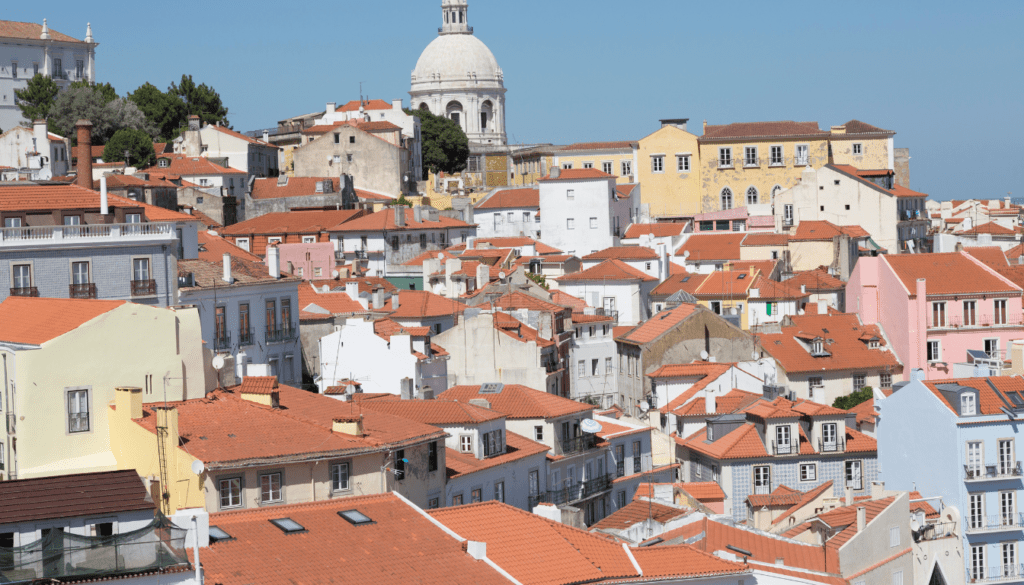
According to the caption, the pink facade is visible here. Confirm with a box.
[274,242,336,280]
[848,253,1024,380]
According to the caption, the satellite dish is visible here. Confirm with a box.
[910,516,921,532]
[581,419,603,434]
[322,285,330,293]
[37,168,52,181]
[211,355,225,371]
[639,402,650,413]
[191,460,205,475]
[437,253,445,259]
[499,271,506,280]
[700,350,709,361]
[332,270,340,279]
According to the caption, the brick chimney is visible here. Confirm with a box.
[75,119,94,190]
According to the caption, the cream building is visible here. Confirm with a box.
[636,119,701,219]
[552,141,637,185]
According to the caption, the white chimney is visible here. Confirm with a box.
[326,102,336,114]
[262,130,269,143]
[222,253,233,283]
[658,243,669,281]
[392,99,403,111]
[345,281,359,300]
[856,506,866,532]
[818,299,827,315]
[393,290,400,310]
[99,174,108,215]
[465,541,487,561]
[268,245,281,279]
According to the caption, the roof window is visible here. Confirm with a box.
[480,383,504,394]
[208,526,233,543]
[1010,392,1024,408]
[338,510,375,526]
[269,518,307,534]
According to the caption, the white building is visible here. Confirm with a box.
[474,187,539,239]
[555,259,659,326]
[580,244,672,281]
[539,168,638,257]
[0,19,97,132]
[316,99,422,182]
[316,317,450,397]
[569,313,619,408]
[410,0,507,146]
[196,123,280,179]
[0,120,69,178]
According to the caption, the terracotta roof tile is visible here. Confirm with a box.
[329,207,473,232]
[538,168,616,181]
[492,313,556,347]
[0,470,154,525]
[445,431,549,478]
[492,291,567,314]
[884,252,1021,296]
[616,184,638,199]
[357,398,504,425]
[694,269,758,299]
[816,497,897,551]
[743,233,790,246]
[589,500,691,531]
[616,303,699,345]
[768,481,835,526]
[440,384,592,420]
[140,154,245,176]
[747,484,803,507]
[0,20,85,43]
[909,491,940,518]
[550,289,588,311]
[206,124,274,147]
[678,481,726,501]
[650,272,707,298]
[582,246,659,261]
[384,289,468,318]
[449,237,562,255]
[626,544,749,582]
[555,259,657,282]
[559,140,636,151]
[759,313,900,374]
[197,230,263,263]
[839,119,895,136]
[961,221,1016,235]
[791,220,870,241]
[221,209,364,236]
[178,256,299,289]
[0,297,125,345]
[104,173,178,189]
[676,233,745,262]
[750,276,808,300]
[923,376,1024,417]
[786,268,846,291]
[701,121,827,141]
[298,285,367,319]
[623,223,687,238]
[476,188,539,210]
[239,376,278,395]
[650,363,733,413]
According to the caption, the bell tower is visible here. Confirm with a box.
[440,0,471,35]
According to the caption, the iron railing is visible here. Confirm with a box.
[546,474,613,506]
[131,279,156,297]
[819,437,846,453]
[9,286,38,297]
[966,514,1024,534]
[772,439,798,455]
[266,325,298,344]
[238,328,254,346]
[969,564,1024,583]
[914,521,957,542]
[965,461,1023,480]
[213,333,231,351]
[557,435,597,456]
[69,283,97,299]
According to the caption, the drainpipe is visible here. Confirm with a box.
[192,515,203,584]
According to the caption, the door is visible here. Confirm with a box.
[753,466,770,495]
[968,441,984,478]
[969,493,984,529]
[846,460,862,490]
[1000,440,1015,476]
[776,425,791,454]
[822,423,837,451]
[603,297,615,314]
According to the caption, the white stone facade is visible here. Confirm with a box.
[539,172,638,257]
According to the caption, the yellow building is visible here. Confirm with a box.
[828,120,895,170]
[509,145,557,187]
[692,263,762,330]
[698,120,830,213]
[552,141,637,185]
[0,298,211,481]
[636,119,701,219]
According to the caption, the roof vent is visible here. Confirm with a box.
[208,526,234,543]
[269,518,306,534]
[469,398,491,409]
[277,175,289,186]
[338,510,374,526]
[479,383,504,394]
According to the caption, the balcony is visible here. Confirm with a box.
[0,222,176,249]
[213,333,231,351]
[914,521,957,542]
[9,286,38,297]
[239,328,254,346]
[545,474,613,506]
[965,461,1023,481]
[966,513,1024,534]
[783,217,794,227]
[334,251,345,261]
[772,439,799,456]
[933,315,1024,330]
[819,437,846,453]
[266,325,298,344]
[970,564,1024,583]
[69,283,97,299]
[130,279,156,297]
[556,434,597,456]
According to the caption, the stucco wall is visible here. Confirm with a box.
[636,125,701,218]
[292,125,404,196]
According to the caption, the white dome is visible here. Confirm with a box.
[412,34,502,88]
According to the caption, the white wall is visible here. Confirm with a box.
[560,280,653,326]
[540,177,619,256]
[476,206,540,239]
[570,322,618,407]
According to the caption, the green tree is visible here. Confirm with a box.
[170,74,229,127]
[406,108,469,179]
[526,271,550,290]
[14,73,59,123]
[103,128,156,168]
[394,194,414,207]
[833,386,874,410]
[67,80,118,102]
[127,82,186,141]
[49,84,156,145]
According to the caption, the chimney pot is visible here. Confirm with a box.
[115,386,144,420]
[223,253,233,283]
[856,506,866,532]
[267,244,281,279]
[393,290,400,310]
[75,120,94,190]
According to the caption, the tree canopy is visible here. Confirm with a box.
[14,74,60,123]
[832,387,874,410]
[68,80,118,103]
[406,108,469,179]
[48,84,156,145]
[170,75,229,128]
[103,129,156,169]
[127,82,187,141]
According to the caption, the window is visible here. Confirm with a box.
[1000,440,1015,476]
[605,358,613,375]
[602,161,613,174]
[852,143,863,155]
[845,460,863,490]
[281,299,291,329]
[471,488,482,503]
[214,306,226,342]
[67,388,90,433]
[265,299,277,331]
[452,494,463,506]
[744,146,758,167]
[494,481,505,503]
[770,145,783,166]
[567,218,575,230]
[718,148,732,168]
[10,61,16,79]
[428,441,438,472]
[720,187,733,210]
[235,238,250,251]
[460,434,473,453]
[986,338,1000,359]
[795,144,809,165]
[822,422,838,451]
[932,302,946,327]
[260,472,283,503]
[133,257,150,282]
[633,441,642,473]
[962,393,976,416]
[64,215,82,225]
[853,374,866,391]
[578,360,586,378]
[753,466,770,495]
[219,478,242,509]
[331,462,350,491]
[784,204,794,225]
[746,186,758,205]
[53,58,62,78]
[617,491,627,508]
[621,160,632,176]
[590,217,597,229]
[1003,491,1017,526]
[892,570,903,585]
[966,442,984,479]
[809,376,823,389]
[880,373,892,388]
[395,449,406,480]
[33,62,38,76]
[970,493,985,530]
[677,154,690,172]
[971,544,986,580]
[4,217,21,227]
[776,425,791,454]
[566,189,574,200]
[534,426,543,441]
[964,300,977,326]
[651,155,664,173]
[615,444,625,477]
[12,264,31,289]
[75,60,84,80]
[927,340,941,362]
[428,498,439,509]
[1003,543,1017,578]
[890,526,900,547]
[349,135,355,144]
[591,359,599,376]
[996,299,1008,325]
[800,463,817,481]
[583,162,593,169]
[529,470,540,497]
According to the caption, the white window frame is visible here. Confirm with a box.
[852,143,863,156]
[567,218,575,230]
[302,236,316,244]
[962,393,977,416]
[235,238,250,252]
[753,465,770,495]
[880,373,892,388]
[602,161,613,175]
[460,434,473,453]
[331,461,351,492]
[799,463,817,482]
[769,145,784,166]
[621,160,632,176]
[651,155,665,173]
[589,217,598,229]
[795,144,809,166]
[218,477,242,510]
[718,147,732,168]
[744,146,758,167]
[66,386,91,434]
[676,154,691,172]
[566,189,574,200]
[259,471,283,504]
[927,340,941,362]
[889,526,900,547]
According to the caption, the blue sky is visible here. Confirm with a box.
[13,0,1022,200]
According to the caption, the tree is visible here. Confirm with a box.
[14,74,59,123]
[68,80,118,103]
[832,386,874,410]
[127,82,186,141]
[394,194,414,207]
[406,108,469,179]
[48,84,156,145]
[170,74,229,127]
[103,128,156,168]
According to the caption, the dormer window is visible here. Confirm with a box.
[158,159,169,168]
[869,339,879,349]
[962,393,977,416]
[812,339,823,354]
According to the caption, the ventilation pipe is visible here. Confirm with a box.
[658,243,669,281]
[222,253,233,284]
[268,245,281,279]
[100,175,108,214]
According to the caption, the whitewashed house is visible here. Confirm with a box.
[0,120,69,179]
[555,259,659,326]
[538,168,639,257]
[474,187,540,239]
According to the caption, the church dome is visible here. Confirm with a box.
[411,33,502,88]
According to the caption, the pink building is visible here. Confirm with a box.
[847,251,1024,379]
[273,242,336,280]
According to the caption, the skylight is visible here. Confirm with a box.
[269,518,306,534]
[208,526,233,543]
[1010,392,1024,408]
[338,510,375,526]
[480,383,504,394]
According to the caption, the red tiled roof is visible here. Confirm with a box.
[650,272,707,297]
[492,291,567,314]
[0,20,85,43]
[964,246,1011,269]
[743,233,790,246]
[0,297,125,345]
[679,482,726,501]
[589,500,691,531]
[372,318,433,341]
[702,121,827,141]
[884,252,1021,296]
[616,303,699,345]
[786,268,846,291]
[693,269,758,299]
[815,497,897,551]
[338,99,393,112]
[206,123,273,147]
[616,184,638,199]
[384,289,468,318]
[550,289,588,311]
[559,140,636,151]
[476,188,539,210]
[922,376,1024,417]
[449,237,562,255]
[493,313,556,347]
[555,259,657,282]
[961,221,1016,235]
[440,384,592,420]
[791,220,870,241]
[141,154,245,176]
[178,256,299,289]
[198,493,508,585]
[839,119,895,136]
[909,491,940,519]
[250,177,387,201]
[103,173,177,189]
[769,481,835,527]
[750,276,808,301]
[221,209,363,236]
[197,230,263,263]
[582,246,659,261]
[239,376,277,395]
[538,168,616,181]
[445,431,549,478]
[623,223,687,238]
[676,233,745,262]
[329,207,473,232]
[358,398,504,425]
[650,362,733,414]
[672,389,763,418]
[298,284,367,319]
[759,313,901,374]
[301,121,343,135]
[0,470,155,525]
[747,484,803,507]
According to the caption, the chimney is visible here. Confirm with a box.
[658,243,669,281]
[550,166,560,179]
[326,102,336,114]
[830,125,847,135]
[372,288,384,310]
[845,487,854,506]
[870,481,885,499]
[856,506,866,532]
[538,312,553,341]
[801,284,806,294]
[332,415,364,436]
[469,398,491,409]
[392,99,403,111]
[262,129,269,143]
[413,205,423,223]
[345,281,359,300]
[75,120,94,189]
[267,244,281,279]
[32,119,48,158]
[703,119,708,133]
[100,175,108,214]
[392,290,400,310]
[222,253,233,283]
[115,386,143,420]
[444,258,461,296]
[394,206,406,227]
[817,299,826,315]
[1011,340,1024,375]
[400,378,414,400]
[475,263,489,290]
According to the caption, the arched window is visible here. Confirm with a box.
[721,187,733,210]
[446,101,464,128]
[480,100,493,132]
[746,186,758,206]
[771,185,782,201]
[418,103,430,111]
